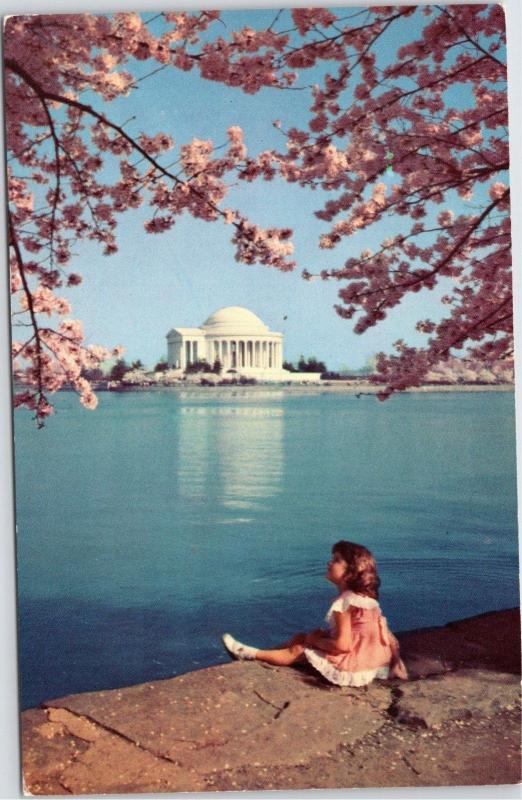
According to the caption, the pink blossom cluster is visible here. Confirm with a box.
[424,355,513,386]
[13,321,122,425]
[232,220,295,272]
[291,8,338,36]
[142,127,269,230]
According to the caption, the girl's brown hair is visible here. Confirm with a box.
[332,540,381,599]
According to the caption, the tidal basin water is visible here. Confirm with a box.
[14,388,519,709]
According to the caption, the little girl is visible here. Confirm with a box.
[222,540,407,686]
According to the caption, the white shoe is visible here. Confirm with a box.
[222,633,258,661]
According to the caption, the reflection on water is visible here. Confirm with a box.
[177,389,287,403]
[177,403,283,514]
[180,406,283,415]
[176,407,211,503]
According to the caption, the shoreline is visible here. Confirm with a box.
[79,381,514,395]
[21,607,521,794]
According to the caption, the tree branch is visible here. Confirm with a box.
[8,209,47,422]
[6,57,232,226]
[436,5,506,69]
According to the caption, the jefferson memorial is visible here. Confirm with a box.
[166,306,290,380]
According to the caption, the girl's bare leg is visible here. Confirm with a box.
[222,632,309,663]
[254,642,306,666]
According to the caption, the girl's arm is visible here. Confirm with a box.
[305,611,352,653]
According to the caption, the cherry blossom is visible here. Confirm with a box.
[5,6,511,422]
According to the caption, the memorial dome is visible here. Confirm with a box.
[202,306,269,335]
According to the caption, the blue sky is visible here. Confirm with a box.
[22,5,510,371]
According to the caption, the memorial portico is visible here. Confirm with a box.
[166,306,284,376]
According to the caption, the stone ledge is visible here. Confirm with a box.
[21,608,521,795]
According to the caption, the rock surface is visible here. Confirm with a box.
[22,608,521,794]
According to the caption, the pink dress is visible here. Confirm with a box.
[304,590,403,687]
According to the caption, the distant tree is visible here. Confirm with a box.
[186,360,213,374]
[154,359,169,373]
[212,358,222,374]
[346,356,378,377]
[131,359,144,370]
[321,371,341,380]
[283,360,296,372]
[81,367,104,381]
[297,356,327,373]
[109,359,130,381]
[362,356,377,375]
